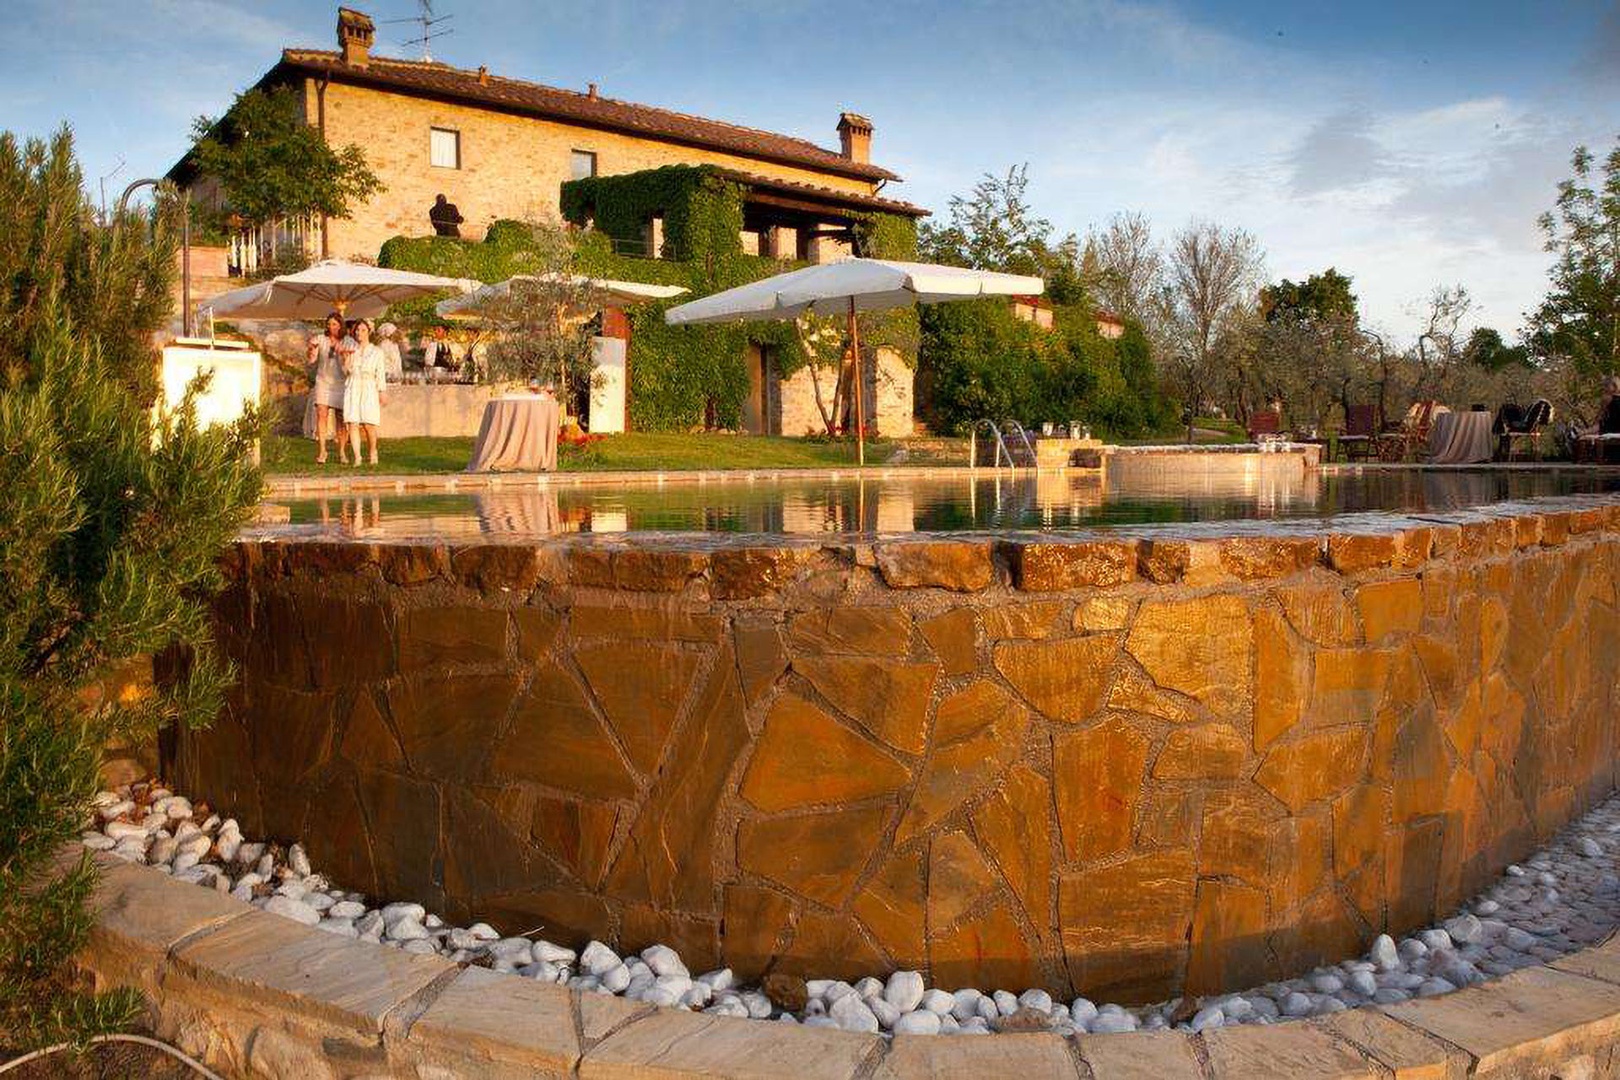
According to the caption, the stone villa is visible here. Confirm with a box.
[170,7,929,435]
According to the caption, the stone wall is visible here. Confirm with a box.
[306,79,877,261]
[168,498,1620,1002]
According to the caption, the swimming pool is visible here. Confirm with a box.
[251,466,1620,542]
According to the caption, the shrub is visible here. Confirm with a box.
[0,128,262,1051]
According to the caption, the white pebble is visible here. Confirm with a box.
[264,895,320,926]
[1190,1006,1224,1031]
[829,993,879,1034]
[1369,934,1401,971]
[699,968,735,993]
[1579,837,1603,858]
[580,941,621,976]
[884,971,925,1013]
[893,1009,941,1035]
[920,988,955,1015]
[641,944,689,978]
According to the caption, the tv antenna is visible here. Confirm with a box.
[383,1,453,61]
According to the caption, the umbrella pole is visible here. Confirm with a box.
[848,297,864,467]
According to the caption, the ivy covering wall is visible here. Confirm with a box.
[381,165,921,432]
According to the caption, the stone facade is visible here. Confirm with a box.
[304,79,879,262]
[775,345,914,439]
[168,499,1620,1003]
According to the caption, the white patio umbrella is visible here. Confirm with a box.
[664,257,1043,464]
[197,260,479,322]
[434,273,687,320]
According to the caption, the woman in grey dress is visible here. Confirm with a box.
[306,312,351,464]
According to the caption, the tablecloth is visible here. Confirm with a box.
[1425,410,1493,464]
[465,395,559,472]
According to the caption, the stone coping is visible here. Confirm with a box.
[265,465,997,498]
[73,851,1620,1078]
[230,492,1620,598]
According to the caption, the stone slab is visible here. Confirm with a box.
[394,965,580,1077]
[168,906,455,1035]
[1202,1020,1379,1078]
[89,859,248,951]
[579,992,656,1044]
[1313,1009,1469,1080]
[1380,965,1620,1077]
[80,859,250,992]
[1550,932,1620,985]
[579,1009,879,1080]
[1074,1030,1203,1079]
[871,1032,1078,1079]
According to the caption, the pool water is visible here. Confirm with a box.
[251,467,1620,542]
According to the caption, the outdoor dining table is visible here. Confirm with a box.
[465,393,559,472]
[1425,410,1494,464]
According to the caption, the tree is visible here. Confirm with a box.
[918,164,1082,293]
[0,129,261,1053]
[189,86,381,259]
[1528,140,1620,382]
[1463,327,1531,372]
[1252,268,1368,428]
[478,222,597,400]
[1082,212,1163,323]
[1161,221,1265,439]
[1412,285,1472,398]
[1260,268,1358,325]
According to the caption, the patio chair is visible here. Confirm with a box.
[1499,398,1553,461]
[1247,409,1282,441]
[1338,404,1379,461]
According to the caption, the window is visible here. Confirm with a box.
[570,149,597,180]
[429,127,460,169]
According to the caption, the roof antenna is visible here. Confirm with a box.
[383,0,453,61]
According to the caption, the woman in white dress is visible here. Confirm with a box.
[343,319,388,466]
[377,322,405,382]
[306,312,351,464]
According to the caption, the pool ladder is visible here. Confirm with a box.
[970,419,1038,469]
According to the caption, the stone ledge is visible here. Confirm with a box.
[73,855,1620,1078]
[237,491,1620,600]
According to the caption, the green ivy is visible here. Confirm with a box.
[382,167,920,432]
[917,300,1171,438]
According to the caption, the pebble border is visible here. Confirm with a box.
[70,778,1620,1078]
[68,839,1620,1078]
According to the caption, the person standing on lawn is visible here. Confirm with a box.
[306,312,350,464]
[343,319,387,466]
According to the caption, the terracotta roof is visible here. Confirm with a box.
[277,50,899,183]
[714,169,928,218]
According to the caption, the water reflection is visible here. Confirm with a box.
[252,468,1620,542]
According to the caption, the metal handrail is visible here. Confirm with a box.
[1003,420,1039,465]
[971,418,1009,468]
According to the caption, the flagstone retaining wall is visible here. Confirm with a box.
[167,497,1620,1003]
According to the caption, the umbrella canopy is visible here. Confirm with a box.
[663,257,1044,467]
[198,260,479,321]
[663,257,1043,326]
[434,273,688,321]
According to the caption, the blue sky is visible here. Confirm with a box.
[6,0,1618,336]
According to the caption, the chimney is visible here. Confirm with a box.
[837,112,873,164]
[337,7,375,67]
[587,83,599,100]
[478,65,489,85]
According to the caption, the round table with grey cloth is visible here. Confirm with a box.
[465,395,560,472]
[1425,410,1494,464]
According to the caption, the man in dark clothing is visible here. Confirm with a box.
[430,194,464,238]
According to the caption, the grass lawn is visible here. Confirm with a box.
[260,432,966,476]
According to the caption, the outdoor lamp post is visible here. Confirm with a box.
[117,177,192,337]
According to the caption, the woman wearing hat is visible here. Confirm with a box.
[377,322,405,383]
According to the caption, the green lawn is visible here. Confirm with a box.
[260,432,966,476]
